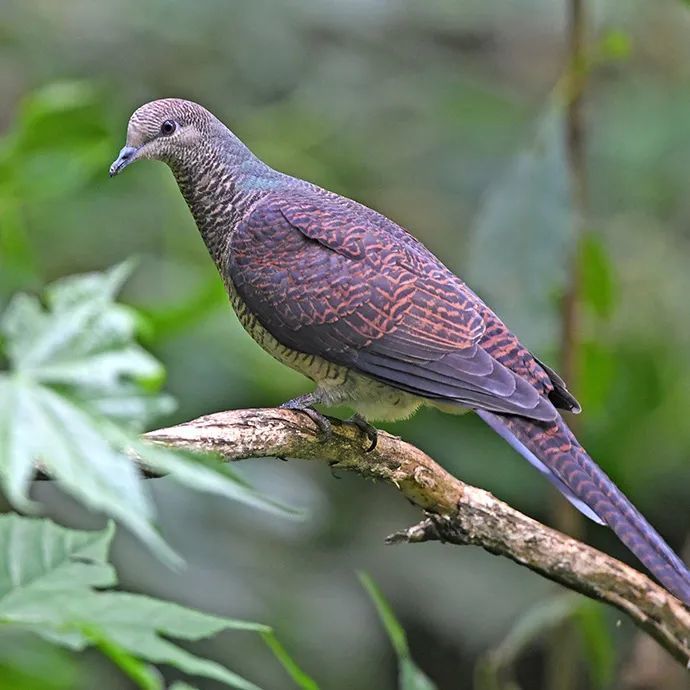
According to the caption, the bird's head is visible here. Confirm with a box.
[109,98,216,177]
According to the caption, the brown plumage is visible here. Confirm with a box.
[110,98,690,605]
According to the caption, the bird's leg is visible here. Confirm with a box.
[279,393,377,451]
[279,393,332,439]
[345,413,378,452]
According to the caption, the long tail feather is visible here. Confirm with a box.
[477,409,690,605]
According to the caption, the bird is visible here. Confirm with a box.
[110,98,690,606]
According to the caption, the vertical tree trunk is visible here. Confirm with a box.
[546,1,588,688]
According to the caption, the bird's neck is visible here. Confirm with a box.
[171,133,280,268]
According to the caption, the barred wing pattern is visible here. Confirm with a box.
[228,193,690,605]
[230,194,558,421]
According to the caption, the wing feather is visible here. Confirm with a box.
[229,193,562,422]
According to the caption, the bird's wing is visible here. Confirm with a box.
[229,193,560,422]
[229,194,690,603]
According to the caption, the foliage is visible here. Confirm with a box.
[359,573,437,690]
[260,631,320,690]
[0,262,297,562]
[0,630,78,690]
[0,237,311,687]
[474,594,614,690]
[0,81,113,293]
[0,515,274,689]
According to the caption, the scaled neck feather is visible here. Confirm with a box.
[171,128,279,267]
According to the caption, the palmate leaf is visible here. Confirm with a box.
[1,260,171,427]
[0,515,267,690]
[0,263,296,563]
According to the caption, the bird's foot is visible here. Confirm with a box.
[299,407,332,439]
[280,397,332,441]
[346,413,378,452]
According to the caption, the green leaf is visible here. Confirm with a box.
[358,573,436,690]
[398,659,438,690]
[82,627,161,690]
[580,232,617,318]
[0,81,113,202]
[67,594,266,689]
[261,631,320,690]
[0,516,267,690]
[0,514,117,599]
[0,628,80,690]
[466,104,575,351]
[578,341,616,413]
[475,593,586,689]
[478,595,614,690]
[1,260,172,428]
[358,572,408,657]
[484,594,578,669]
[0,264,298,564]
[0,199,40,292]
[0,80,117,297]
[125,439,301,519]
[574,601,615,689]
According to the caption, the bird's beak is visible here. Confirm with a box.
[109,145,139,177]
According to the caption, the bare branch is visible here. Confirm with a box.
[144,407,690,666]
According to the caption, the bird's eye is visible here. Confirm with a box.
[160,119,177,136]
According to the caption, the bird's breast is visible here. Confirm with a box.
[223,274,348,383]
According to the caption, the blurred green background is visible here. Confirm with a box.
[1,0,689,688]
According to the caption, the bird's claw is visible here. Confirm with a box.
[280,402,332,441]
[347,414,378,452]
[279,399,376,450]
[302,407,332,439]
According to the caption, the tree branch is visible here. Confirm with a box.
[144,407,690,666]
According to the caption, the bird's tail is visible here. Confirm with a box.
[477,409,690,606]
